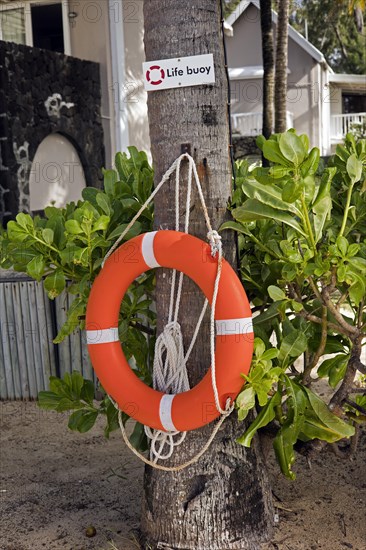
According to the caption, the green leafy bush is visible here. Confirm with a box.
[0,147,155,443]
[1,135,365,478]
[221,130,366,478]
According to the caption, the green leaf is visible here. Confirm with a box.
[37,391,62,410]
[336,236,348,257]
[53,297,86,343]
[261,348,279,361]
[347,243,360,257]
[237,391,281,447]
[233,199,306,236]
[236,386,256,421]
[60,245,89,267]
[81,187,99,205]
[302,386,355,441]
[56,397,83,412]
[92,215,110,232]
[312,168,336,243]
[312,167,337,208]
[346,154,362,183]
[70,371,84,398]
[129,421,148,451]
[7,221,29,242]
[242,178,302,217]
[299,134,309,155]
[348,256,366,272]
[42,228,54,245]
[278,330,308,367]
[329,356,348,388]
[273,379,306,480]
[107,221,142,241]
[253,301,281,326]
[279,132,306,166]
[115,152,129,181]
[256,135,266,150]
[263,140,291,166]
[318,354,349,381]
[300,147,320,177]
[219,220,252,236]
[335,144,349,162]
[80,379,95,405]
[68,410,98,433]
[96,193,111,216]
[44,269,66,299]
[26,255,45,281]
[268,285,286,301]
[103,169,117,195]
[16,213,33,230]
[65,219,83,235]
[281,179,302,203]
[46,215,65,248]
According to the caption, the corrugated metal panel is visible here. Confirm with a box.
[0,271,95,399]
[54,292,95,384]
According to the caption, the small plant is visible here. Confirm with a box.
[221,130,366,478]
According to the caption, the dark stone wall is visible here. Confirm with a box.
[232,135,260,160]
[0,40,104,226]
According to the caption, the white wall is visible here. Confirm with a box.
[68,0,114,166]
[68,0,151,163]
[122,1,151,156]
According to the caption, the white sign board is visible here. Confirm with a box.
[143,54,215,92]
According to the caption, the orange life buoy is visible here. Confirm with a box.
[86,230,254,432]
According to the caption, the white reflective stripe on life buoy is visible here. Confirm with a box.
[215,317,253,336]
[159,394,177,432]
[141,231,160,268]
[86,327,119,344]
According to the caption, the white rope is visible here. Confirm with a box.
[117,406,230,472]
[103,154,234,469]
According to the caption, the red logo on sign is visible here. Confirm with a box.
[146,65,165,86]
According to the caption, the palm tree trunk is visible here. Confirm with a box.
[274,0,290,133]
[260,0,275,139]
[141,1,274,548]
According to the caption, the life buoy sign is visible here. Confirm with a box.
[145,65,165,86]
[86,231,254,432]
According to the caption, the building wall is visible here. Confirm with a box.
[68,0,114,165]
[329,86,343,116]
[226,3,322,148]
[68,0,151,161]
[226,4,262,67]
[123,1,151,156]
[0,40,104,225]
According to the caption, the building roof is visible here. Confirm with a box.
[329,73,366,87]
[226,0,327,66]
[228,65,291,80]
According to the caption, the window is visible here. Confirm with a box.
[0,1,70,54]
[0,8,26,44]
[31,4,64,53]
[342,93,366,114]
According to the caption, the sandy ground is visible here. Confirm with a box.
[0,401,365,550]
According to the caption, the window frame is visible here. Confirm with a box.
[0,0,71,55]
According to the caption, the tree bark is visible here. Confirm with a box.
[274,0,290,133]
[141,2,274,549]
[260,0,275,140]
